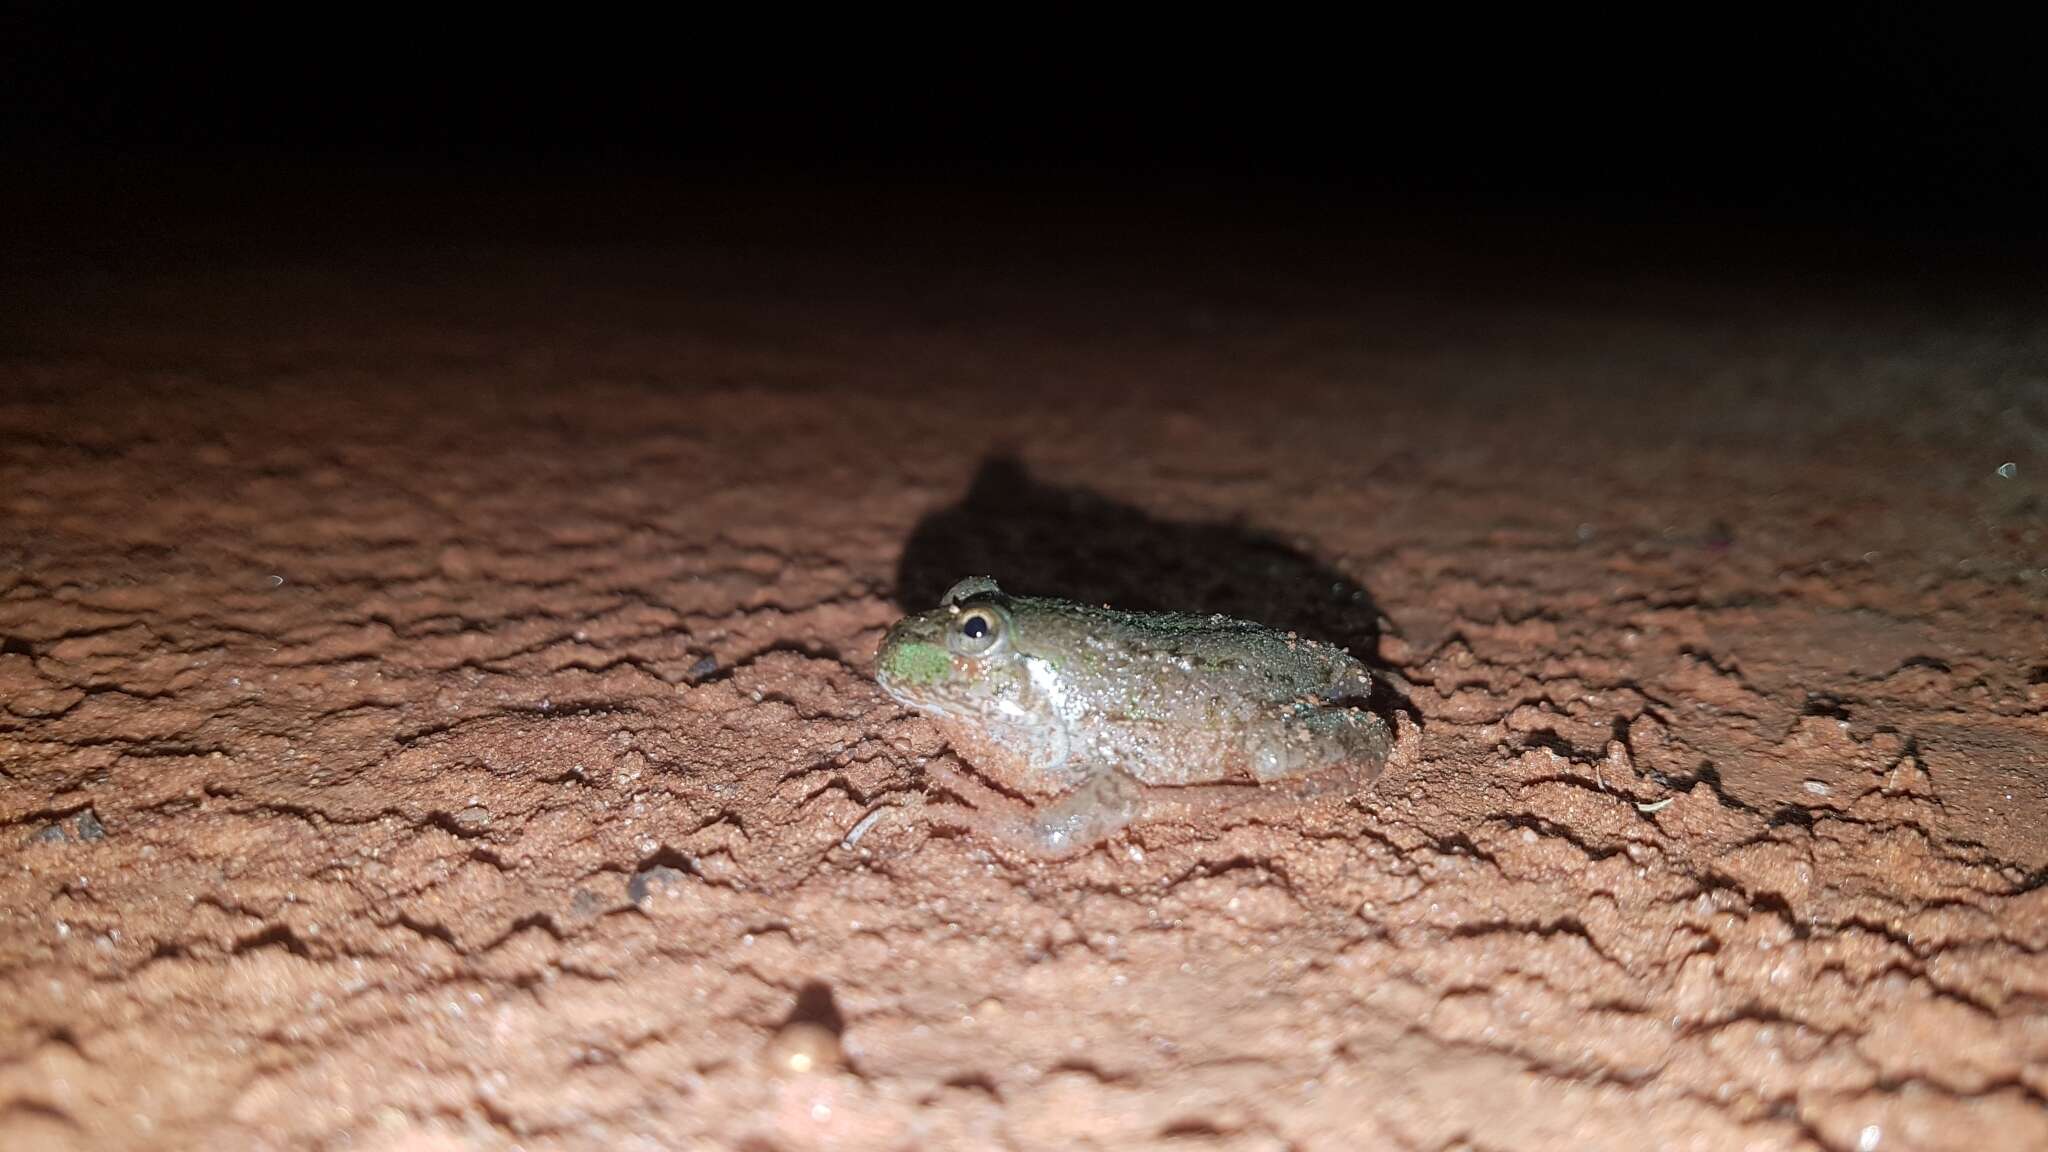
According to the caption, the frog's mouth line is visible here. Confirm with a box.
[878,677,1074,777]
[877,679,974,721]
[880,663,1035,722]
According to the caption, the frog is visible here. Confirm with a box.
[875,576,1392,858]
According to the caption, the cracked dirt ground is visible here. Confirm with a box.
[2,241,2045,1151]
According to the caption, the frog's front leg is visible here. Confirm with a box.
[923,760,1145,860]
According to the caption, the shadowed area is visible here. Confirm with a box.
[896,457,1386,656]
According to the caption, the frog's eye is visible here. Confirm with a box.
[948,604,1008,657]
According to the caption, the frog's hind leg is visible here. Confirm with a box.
[1248,705,1392,784]
[1126,707,1393,833]
[923,760,1146,861]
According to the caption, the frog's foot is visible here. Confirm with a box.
[923,760,1144,861]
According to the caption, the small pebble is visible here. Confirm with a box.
[568,889,606,920]
[762,1020,843,1075]
[28,810,106,845]
[628,864,691,905]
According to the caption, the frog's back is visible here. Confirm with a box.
[1001,598,1375,785]
[1015,598,1363,694]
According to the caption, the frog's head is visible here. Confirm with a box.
[875,576,1032,719]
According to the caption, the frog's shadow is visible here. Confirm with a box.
[896,457,1407,713]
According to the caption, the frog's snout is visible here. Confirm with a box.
[876,613,954,695]
[875,621,911,686]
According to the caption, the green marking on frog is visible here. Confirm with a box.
[882,640,952,686]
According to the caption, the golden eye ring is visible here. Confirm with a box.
[948,604,1007,656]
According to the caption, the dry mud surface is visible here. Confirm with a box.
[2,247,2046,1151]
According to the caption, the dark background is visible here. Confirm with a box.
[4,9,2044,273]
